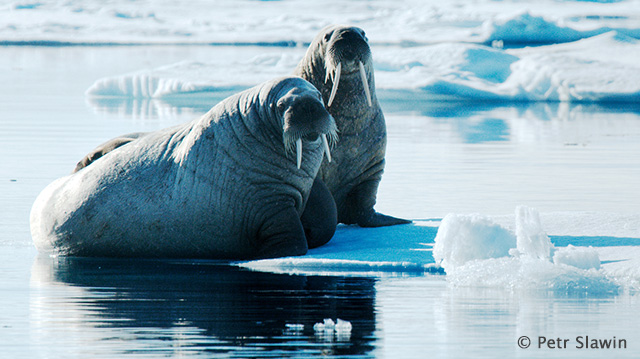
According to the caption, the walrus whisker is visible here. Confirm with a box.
[359,61,372,107]
[321,134,332,163]
[327,62,341,107]
[296,138,303,169]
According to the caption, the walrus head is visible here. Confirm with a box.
[275,85,338,169]
[322,26,373,108]
[299,25,373,109]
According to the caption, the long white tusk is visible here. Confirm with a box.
[327,62,341,108]
[359,61,372,107]
[321,134,332,163]
[296,138,302,169]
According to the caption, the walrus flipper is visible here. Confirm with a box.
[358,211,412,228]
[257,207,309,259]
[73,132,147,173]
[343,177,412,228]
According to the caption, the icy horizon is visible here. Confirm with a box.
[3,0,640,103]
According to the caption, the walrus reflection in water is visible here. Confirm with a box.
[295,25,411,228]
[30,76,338,259]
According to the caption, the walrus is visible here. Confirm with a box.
[30,76,338,259]
[294,25,410,227]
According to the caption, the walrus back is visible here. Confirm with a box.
[30,120,257,258]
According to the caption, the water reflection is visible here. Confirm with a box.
[86,93,640,147]
[30,256,377,358]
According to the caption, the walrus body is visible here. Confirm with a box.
[295,25,410,227]
[30,77,338,259]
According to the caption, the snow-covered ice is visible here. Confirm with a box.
[5,1,636,102]
[432,206,626,295]
[84,29,640,102]
[3,0,640,46]
[238,206,640,296]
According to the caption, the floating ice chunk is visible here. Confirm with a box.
[433,213,516,270]
[313,318,352,333]
[515,206,552,260]
[313,318,335,332]
[335,318,352,333]
[433,206,612,293]
[285,323,304,331]
[313,318,352,342]
[553,245,601,270]
[481,12,585,45]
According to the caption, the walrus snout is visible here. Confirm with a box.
[330,28,370,64]
[281,95,338,169]
[324,27,373,108]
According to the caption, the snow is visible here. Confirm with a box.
[433,213,516,268]
[84,28,640,103]
[3,1,639,102]
[431,206,625,295]
[3,1,640,46]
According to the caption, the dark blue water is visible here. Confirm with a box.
[30,254,377,357]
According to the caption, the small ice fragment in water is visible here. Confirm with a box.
[285,323,304,331]
[313,318,335,332]
[314,318,352,342]
[335,318,352,333]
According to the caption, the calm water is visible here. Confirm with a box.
[2,46,640,358]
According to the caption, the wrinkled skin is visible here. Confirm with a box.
[295,25,411,227]
[30,77,338,259]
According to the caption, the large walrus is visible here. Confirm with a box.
[30,76,338,259]
[295,25,410,227]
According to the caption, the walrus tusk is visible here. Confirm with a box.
[327,62,341,108]
[359,61,372,107]
[321,134,332,163]
[296,138,302,169]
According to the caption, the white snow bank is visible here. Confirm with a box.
[86,54,301,98]
[86,31,640,103]
[478,12,640,45]
[3,1,640,46]
[377,30,640,102]
[433,206,619,294]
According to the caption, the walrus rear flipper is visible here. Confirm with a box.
[73,132,147,173]
[256,207,309,259]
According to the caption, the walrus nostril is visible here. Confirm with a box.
[303,133,319,142]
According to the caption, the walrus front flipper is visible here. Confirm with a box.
[73,132,147,173]
[357,211,412,228]
[257,207,309,259]
[342,178,412,228]
[301,178,337,249]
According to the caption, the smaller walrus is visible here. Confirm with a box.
[295,25,410,227]
[30,76,338,259]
